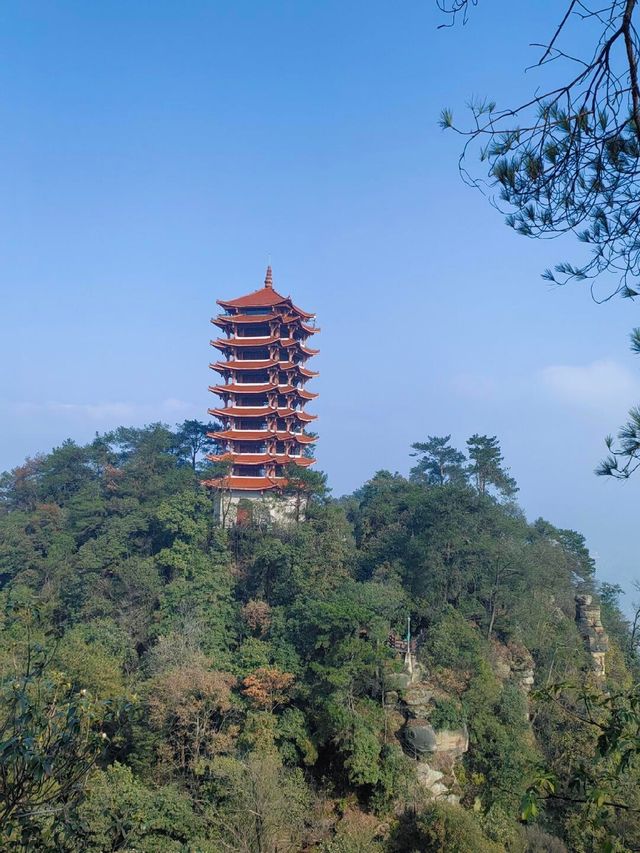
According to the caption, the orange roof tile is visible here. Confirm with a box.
[208,406,317,421]
[211,337,319,356]
[203,475,283,491]
[216,267,315,320]
[212,335,279,349]
[212,313,278,327]
[210,429,317,443]
[210,359,318,376]
[210,383,318,399]
[213,312,318,329]
[217,288,289,311]
[209,452,314,466]
[210,382,276,395]
[212,359,278,371]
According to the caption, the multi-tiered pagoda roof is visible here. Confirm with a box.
[204,266,319,493]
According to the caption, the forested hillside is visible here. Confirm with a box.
[1,423,639,852]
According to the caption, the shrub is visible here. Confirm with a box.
[429,697,467,731]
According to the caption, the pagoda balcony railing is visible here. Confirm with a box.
[230,451,301,459]
[233,472,287,479]
[232,404,270,410]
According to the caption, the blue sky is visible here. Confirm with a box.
[2,1,640,604]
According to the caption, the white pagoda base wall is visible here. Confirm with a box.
[212,490,302,527]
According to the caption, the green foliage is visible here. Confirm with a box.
[321,811,385,852]
[429,696,466,731]
[388,802,503,852]
[466,434,518,499]
[206,754,311,852]
[75,763,207,852]
[276,706,318,766]
[410,435,466,486]
[422,607,485,673]
[173,419,217,472]
[0,643,126,850]
[326,698,385,786]
[0,422,636,850]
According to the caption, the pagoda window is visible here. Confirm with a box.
[237,371,270,384]
[276,441,286,454]
[278,372,289,385]
[237,323,270,338]
[238,348,269,360]
[236,395,266,406]
[234,464,265,476]
[239,419,266,430]
[242,307,272,315]
[236,441,266,454]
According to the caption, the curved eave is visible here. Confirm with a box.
[297,344,320,356]
[213,312,317,330]
[216,287,289,311]
[211,336,280,350]
[211,337,319,354]
[210,383,276,395]
[295,388,318,400]
[280,315,319,334]
[210,360,318,378]
[217,291,313,320]
[210,429,317,443]
[209,452,314,467]
[203,475,284,492]
[289,303,315,320]
[212,313,278,328]
[208,406,317,422]
[211,359,278,372]
[210,383,318,399]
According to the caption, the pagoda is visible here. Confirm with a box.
[204,266,319,502]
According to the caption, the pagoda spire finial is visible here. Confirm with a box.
[264,265,273,289]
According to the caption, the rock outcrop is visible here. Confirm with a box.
[490,639,535,719]
[385,656,468,801]
[387,633,537,800]
[575,595,609,680]
[401,719,468,759]
[490,640,535,693]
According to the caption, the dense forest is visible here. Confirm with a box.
[1,422,639,852]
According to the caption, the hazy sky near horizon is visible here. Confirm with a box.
[2,1,640,603]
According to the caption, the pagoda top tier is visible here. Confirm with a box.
[217,265,315,320]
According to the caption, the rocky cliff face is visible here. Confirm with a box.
[490,640,535,719]
[385,660,469,802]
[575,595,609,680]
[386,634,539,800]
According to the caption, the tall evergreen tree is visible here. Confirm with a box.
[466,434,518,499]
[174,420,217,471]
[410,435,466,485]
